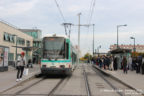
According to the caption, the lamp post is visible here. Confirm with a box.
[12,35,17,66]
[97,45,101,56]
[77,13,81,65]
[130,37,136,53]
[93,24,95,56]
[117,24,127,48]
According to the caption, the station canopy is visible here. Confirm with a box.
[110,48,131,54]
[12,46,36,51]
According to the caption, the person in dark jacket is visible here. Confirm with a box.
[122,56,127,74]
[113,57,118,70]
[103,56,107,69]
[142,57,144,74]
[136,56,142,73]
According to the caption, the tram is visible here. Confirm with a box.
[40,34,78,75]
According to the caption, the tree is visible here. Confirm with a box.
[84,53,92,60]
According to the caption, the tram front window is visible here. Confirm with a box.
[43,37,66,59]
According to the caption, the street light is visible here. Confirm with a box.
[130,36,136,53]
[117,24,127,48]
[12,34,17,66]
[97,45,101,56]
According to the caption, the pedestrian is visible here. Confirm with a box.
[136,56,142,73]
[135,57,139,73]
[98,57,102,68]
[27,59,33,68]
[141,56,144,74]
[16,52,26,82]
[122,56,127,74]
[109,56,114,71]
[103,56,107,69]
[132,57,136,70]
[128,56,132,70]
[113,57,118,71]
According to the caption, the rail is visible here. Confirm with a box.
[82,64,92,96]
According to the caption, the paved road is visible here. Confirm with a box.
[1,63,142,96]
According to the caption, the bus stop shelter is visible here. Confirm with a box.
[110,48,131,69]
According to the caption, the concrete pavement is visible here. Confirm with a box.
[0,64,40,93]
[93,64,144,95]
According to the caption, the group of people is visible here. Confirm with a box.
[92,55,144,74]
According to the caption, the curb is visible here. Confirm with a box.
[93,65,144,95]
[0,70,40,94]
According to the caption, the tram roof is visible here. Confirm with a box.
[43,34,69,39]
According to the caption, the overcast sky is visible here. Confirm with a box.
[0,0,144,56]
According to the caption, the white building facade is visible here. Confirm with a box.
[0,21,33,64]
[110,44,144,53]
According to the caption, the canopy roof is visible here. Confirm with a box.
[110,48,131,54]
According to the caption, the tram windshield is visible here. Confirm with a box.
[43,37,67,59]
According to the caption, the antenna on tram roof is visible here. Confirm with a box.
[53,34,56,37]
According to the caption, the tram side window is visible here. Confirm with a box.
[65,43,69,59]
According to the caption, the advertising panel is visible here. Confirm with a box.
[4,48,9,66]
[0,47,4,67]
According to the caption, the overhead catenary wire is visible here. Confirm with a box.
[86,0,96,39]
[87,0,94,24]
[54,0,66,22]
[87,0,96,25]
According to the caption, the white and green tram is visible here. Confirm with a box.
[41,34,78,75]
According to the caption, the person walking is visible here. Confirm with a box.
[16,52,26,82]
[122,56,127,74]
[103,56,107,69]
[109,56,114,71]
[142,56,144,74]
[136,56,142,73]
[128,56,132,70]
[113,57,118,71]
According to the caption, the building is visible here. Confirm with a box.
[110,44,144,53]
[0,20,33,71]
[19,29,42,64]
[74,45,82,58]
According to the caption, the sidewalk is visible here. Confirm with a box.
[0,64,41,93]
[93,65,144,95]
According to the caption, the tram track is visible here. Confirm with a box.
[2,64,140,96]
[1,75,68,96]
[91,67,123,96]
[82,64,92,96]
[47,78,65,96]
[90,64,142,96]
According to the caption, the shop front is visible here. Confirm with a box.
[0,46,9,72]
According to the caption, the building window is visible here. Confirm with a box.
[17,37,25,45]
[31,32,38,39]
[27,40,30,47]
[4,32,9,41]
[8,53,14,61]
[9,35,15,43]
[3,32,15,43]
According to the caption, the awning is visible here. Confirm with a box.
[110,48,131,54]
[12,46,34,51]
